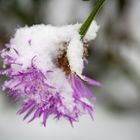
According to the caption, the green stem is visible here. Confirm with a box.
[79,0,105,39]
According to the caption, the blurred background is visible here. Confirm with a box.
[0,0,140,140]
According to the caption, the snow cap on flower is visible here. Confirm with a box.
[0,21,100,126]
[83,20,100,41]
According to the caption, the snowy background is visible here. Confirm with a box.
[0,0,140,140]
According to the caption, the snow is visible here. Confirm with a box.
[7,21,99,77]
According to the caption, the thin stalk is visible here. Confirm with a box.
[79,0,105,39]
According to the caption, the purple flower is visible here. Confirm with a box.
[0,24,100,126]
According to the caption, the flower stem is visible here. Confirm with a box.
[79,0,105,39]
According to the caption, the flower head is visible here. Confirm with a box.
[0,21,100,126]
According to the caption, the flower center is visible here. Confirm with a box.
[56,41,89,75]
[57,50,71,75]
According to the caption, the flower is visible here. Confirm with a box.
[0,21,100,126]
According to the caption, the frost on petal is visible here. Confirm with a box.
[67,38,84,76]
